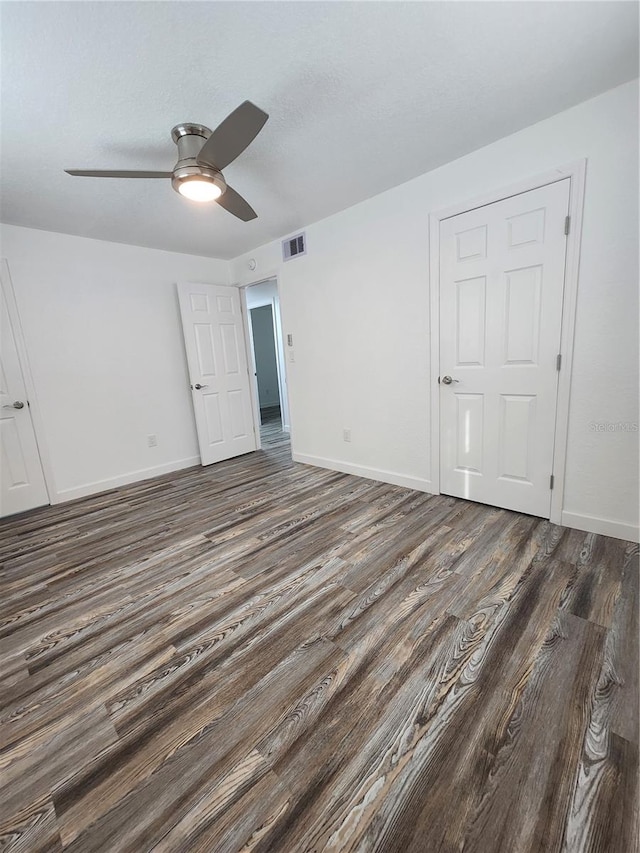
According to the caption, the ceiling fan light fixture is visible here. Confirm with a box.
[177,177,223,202]
[171,165,226,204]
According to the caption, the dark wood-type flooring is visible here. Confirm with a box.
[1,421,638,852]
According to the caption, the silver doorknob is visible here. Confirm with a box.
[3,400,25,409]
[440,376,459,385]
[194,383,208,390]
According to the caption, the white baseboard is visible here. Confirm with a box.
[292,452,434,493]
[282,424,291,434]
[52,455,201,504]
[561,511,639,543]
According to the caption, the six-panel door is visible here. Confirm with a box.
[177,283,256,466]
[439,179,570,517]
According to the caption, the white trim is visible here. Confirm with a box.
[0,258,56,503]
[239,287,263,450]
[271,281,291,432]
[561,511,639,544]
[293,452,435,493]
[428,211,440,492]
[428,159,587,525]
[550,160,587,525]
[53,455,201,503]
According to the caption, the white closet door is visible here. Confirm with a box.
[439,179,570,517]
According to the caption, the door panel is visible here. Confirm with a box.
[498,394,536,482]
[456,277,486,365]
[455,393,484,475]
[220,323,240,374]
[0,285,49,516]
[439,179,570,517]
[1,419,30,484]
[228,389,250,438]
[194,324,217,377]
[178,283,256,466]
[503,266,542,364]
[203,393,224,445]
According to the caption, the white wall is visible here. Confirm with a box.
[232,80,639,541]
[250,305,280,408]
[246,278,281,310]
[1,224,229,501]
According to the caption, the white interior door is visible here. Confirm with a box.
[0,285,49,516]
[177,282,257,465]
[439,179,570,517]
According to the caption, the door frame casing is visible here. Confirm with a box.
[428,159,587,525]
[238,287,263,451]
[0,258,55,505]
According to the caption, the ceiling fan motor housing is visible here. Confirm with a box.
[170,123,226,196]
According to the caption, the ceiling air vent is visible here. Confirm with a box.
[282,232,306,261]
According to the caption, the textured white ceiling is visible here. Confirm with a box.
[1,1,637,260]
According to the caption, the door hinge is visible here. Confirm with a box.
[556,353,562,371]
[550,474,555,490]
[564,215,570,236]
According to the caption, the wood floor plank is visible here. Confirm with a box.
[0,418,636,852]
[0,704,118,831]
[172,769,291,853]
[0,794,63,853]
[461,613,606,853]
[559,532,629,628]
[611,543,640,744]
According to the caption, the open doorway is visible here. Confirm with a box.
[250,303,281,427]
[244,278,290,450]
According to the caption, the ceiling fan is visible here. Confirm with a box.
[65,101,268,221]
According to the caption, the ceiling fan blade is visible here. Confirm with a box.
[65,170,172,178]
[197,101,268,171]
[217,185,257,221]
